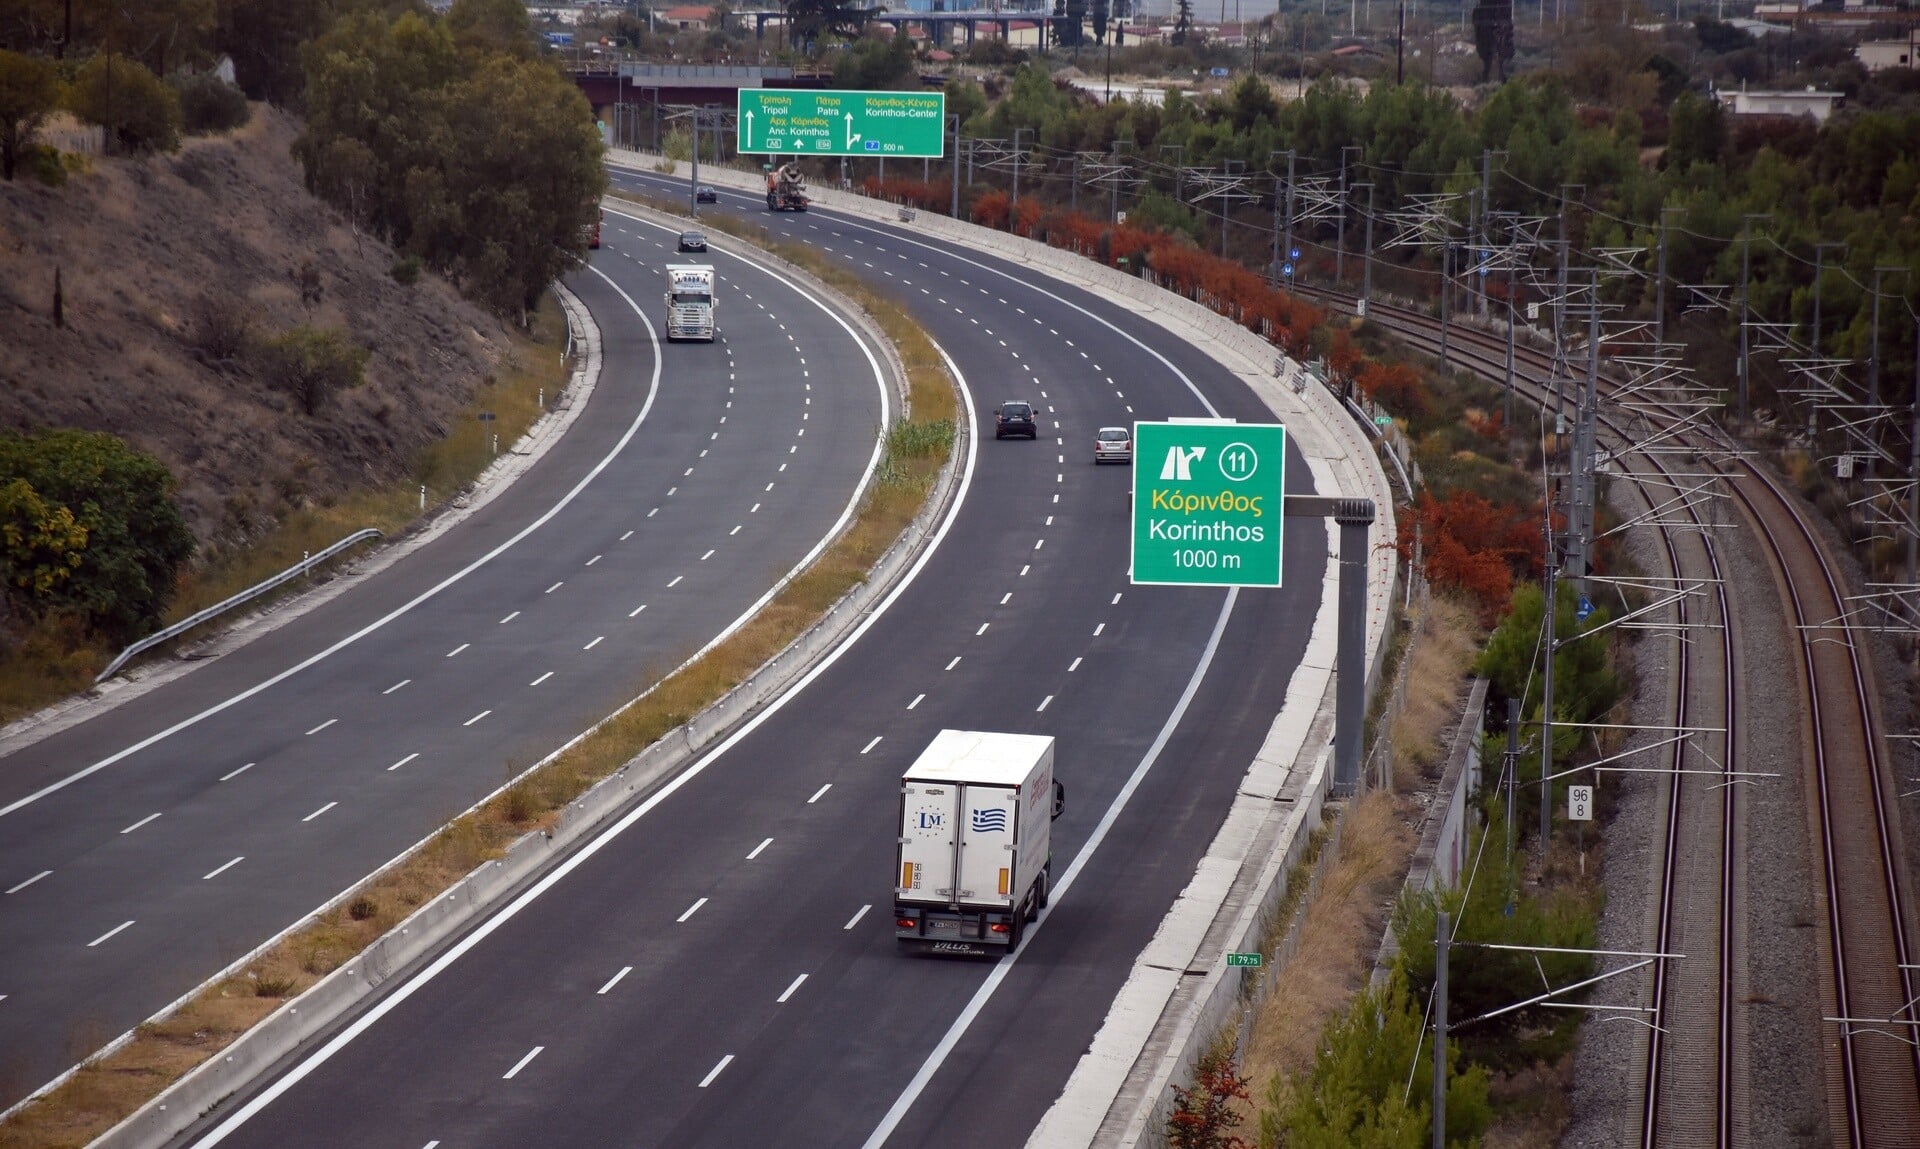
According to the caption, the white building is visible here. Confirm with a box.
[1716,85,1844,124]
[1856,32,1919,72]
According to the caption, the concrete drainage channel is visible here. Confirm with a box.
[612,155,1402,1147]
[85,216,949,1149]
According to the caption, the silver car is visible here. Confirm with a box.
[1094,426,1133,464]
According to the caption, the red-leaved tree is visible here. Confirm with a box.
[1166,1046,1252,1149]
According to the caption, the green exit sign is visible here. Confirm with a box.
[1226,952,1263,967]
[1131,421,1287,588]
[737,89,947,158]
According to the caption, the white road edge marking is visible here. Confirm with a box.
[777,974,808,1003]
[677,897,708,923]
[597,966,633,995]
[698,1054,734,1088]
[179,331,969,1149]
[858,590,1240,1149]
[502,1046,544,1080]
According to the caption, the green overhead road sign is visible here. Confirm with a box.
[1131,420,1286,588]
[736,89,947,158]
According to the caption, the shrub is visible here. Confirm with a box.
[169,71,250,135]
[0,429,195,642]
[389,253,423,285]
[189,293,255,364]
[256,325,369,416]
[66,53,182,155]
[0,48,62,181]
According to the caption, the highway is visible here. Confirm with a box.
[0,215,888,1111]
[169,175,1332,1148]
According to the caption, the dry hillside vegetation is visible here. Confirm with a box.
[0,106,508,558]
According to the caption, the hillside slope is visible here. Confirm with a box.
[0,107,509,558]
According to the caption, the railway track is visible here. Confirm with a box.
[1299,284,1920,1144]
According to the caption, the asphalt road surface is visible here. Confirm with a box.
[0,215,888,1110]
[169,178,1332,1148]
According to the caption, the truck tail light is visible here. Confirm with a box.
[896,918,917,930]
[989,923,1011,934]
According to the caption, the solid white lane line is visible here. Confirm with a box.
[1000,593,1012,605]
[777,974,808,1003]
[383,680,410,695]
[677,897,708,923]
[699,1055,734,1088]
[746,837,773,860]
[1037,695,1053,712]
[502,1046,544,1080]
[907,693,924,710]
[584,636,604,651]
[667,576,684,588]
[845,904,871,930]
[945,656,961,671]
[220,762,255,782]
[499,612,520,624]
[1093,623,1106,636]
[1068,657,1083,672]
[530,672,554,686]
[388,753,420,772]
[301,802,337,823]
[305,718,337,736]
[586,555,602,566]
[808,784,832,804]
[464,710,491,726]
[6,870,52,895]
[87,920,135,947]
[120,812,161,835]
[861,736,883,754]
[629,605,647,618]
[545,581,564,594]
[202,857,244,881]
[446,644,469,658]
[976,623,989,636]
[597,966,633,995]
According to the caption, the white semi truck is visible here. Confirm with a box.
[664,263,716,342]
[894,730,1064,956]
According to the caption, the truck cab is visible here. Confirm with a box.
[663,263,716,342]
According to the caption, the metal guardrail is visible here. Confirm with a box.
[94,528,384,684]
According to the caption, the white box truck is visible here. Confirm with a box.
[664,263,716,342]
[894,730,1064,956]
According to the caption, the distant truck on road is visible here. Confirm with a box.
[895,730,1063,956]
[765,161,809,212]
[664,263,716,342]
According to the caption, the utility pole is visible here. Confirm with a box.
[1284,149,1297,288]
[1433,910,1449,1149]
[1811,242,1844,356]
[1869,266,1905,408]
[1440,241,1454,365]
[1655,206,1678,345]
[1011,127,1030,212]
[1911,313,1920,588]
[1541,562,1557,851]
[1568,268,1600,583]
[1160,143,1185,207]
[1268,150,1289,282]
[1504,215,1517,429]
[1337,145,1360,286]
[949,115,961,219]
[1071,153,1080,215]
[690,109,701,217]
[1478,149,1494,317]
[1358,181,1375,315]
[1736,214,1771,424]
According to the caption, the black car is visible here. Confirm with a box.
[677,230,707,253]
[995,400,1038,440]
[696,185,719,204]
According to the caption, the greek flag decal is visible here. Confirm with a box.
[970,807,1009,833]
